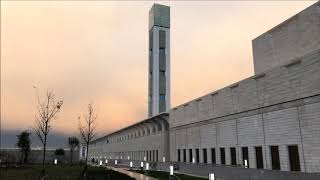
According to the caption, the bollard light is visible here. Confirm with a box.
[115,160,118,165]
[169,165,174,176]
[121,156,122,159]
[244,160,248,168]
[146,163,149,170]
[130,161,133,168]
[105,159,108,164]
[163,157,166,162]
[54,158,57,165]
[141,162,144,168]
[192,157,195,163]
[99,160,102,166]
[209,173,215,180]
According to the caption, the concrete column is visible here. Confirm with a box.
[208,148,212,164]
[249,146,256,168]
[280,145,290,171]
[262,146,267,170]
[200,148,203,163]
[265,146,272,170]
[225,147,230,165]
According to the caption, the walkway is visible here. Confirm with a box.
[108,166,158,180]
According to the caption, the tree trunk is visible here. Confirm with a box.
[70,149,73,165]
[24,150,28,164]
[42,135,47,177]
[85,143,89,166]
[20,150,23,164]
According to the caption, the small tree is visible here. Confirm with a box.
[16,131,31,164]
[78,103,97,176]
[55,148,65,156]
[68,137,79,165]
[55,148,65,164]
[33,89,63,176]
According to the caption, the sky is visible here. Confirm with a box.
[1,1,316,148]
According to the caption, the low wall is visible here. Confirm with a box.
[0,149,79,164]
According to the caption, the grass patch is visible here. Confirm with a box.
[131,170,208,180]
[0,164,134,180]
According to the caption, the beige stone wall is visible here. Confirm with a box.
[169,50,320,172]
[252,2,320,74]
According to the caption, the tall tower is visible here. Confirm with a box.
[148,4,170,117]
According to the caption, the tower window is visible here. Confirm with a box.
[159,30,166,48]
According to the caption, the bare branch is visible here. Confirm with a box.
[33,88,63,173]
[78,103,97,166]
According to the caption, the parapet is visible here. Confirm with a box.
[149,4,170,30]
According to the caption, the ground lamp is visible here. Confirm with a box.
[209,173,215,180]
[169,165,174,179]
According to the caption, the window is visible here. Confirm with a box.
[159,30,166,49]
[196,149,200,163]
[177,149,181,162]
[149,30,153,50]
[149,150,152,161]
[203,148,207,163]
[270,146,280,170]
[183,149,187,162]
[288,145,300,171]
[156,150,159,162]
[255,146,264,169]
[189,149,193,163]
[147,151,149,161]
[230,147,237,165]
[211,148,216,164]
[220,148,225,165]
[159,49,166,71]
[242,147,249,168]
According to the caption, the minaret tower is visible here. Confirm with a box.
[148,4,171,117]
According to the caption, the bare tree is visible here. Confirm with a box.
[33,89,63,177]
[68,136,79,165]
[78,103,97,176]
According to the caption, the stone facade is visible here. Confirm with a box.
[88,114,170,163]
[169,49,320,172]
[88,2,320,174]
[252,2,320,74]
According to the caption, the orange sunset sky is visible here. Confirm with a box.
[1,1,316,143]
